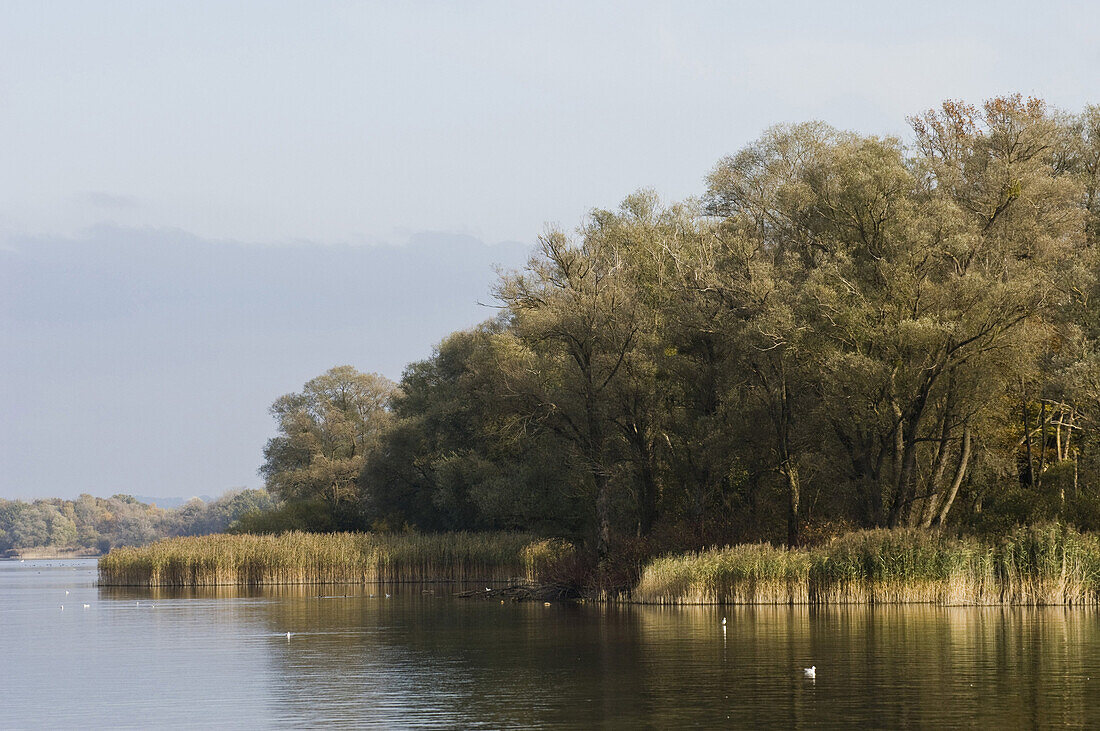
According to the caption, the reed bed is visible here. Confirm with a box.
[633,525,1100,606]
[634,543,811,605]
[98,531,547,587]
[520,538,577,582]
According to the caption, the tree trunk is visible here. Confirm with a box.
[1038,400,1048,484]
[889,426,921,528]
[918,394,955,528]
[784,459,800,549]
[594,469,611,561]
[1022,397,1035,488]
[635,447,659,538]
[1056,407,1063,462]
[583,367,611,562]
[888,380,933,528]
[1064,411,1074,462]
[1074,452,1079,499]
[775,365,800,548]
[932,426,972,528]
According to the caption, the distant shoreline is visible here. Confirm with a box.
[3,548,102,560]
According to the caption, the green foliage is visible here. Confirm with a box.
[360,324,586,536]
[261,366,396,528]
[331,95,1100,558]
[230,499,335,534]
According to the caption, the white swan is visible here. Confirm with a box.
[721,617,726,625]
[804,665,816,678]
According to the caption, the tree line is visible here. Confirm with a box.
[0,490,277,554]
[260,96,1100,558]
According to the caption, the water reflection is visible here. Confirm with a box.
[4,560,1100,728]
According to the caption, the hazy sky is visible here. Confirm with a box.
[2,1,1099,500]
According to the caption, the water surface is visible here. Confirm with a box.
[3,559,1099,728]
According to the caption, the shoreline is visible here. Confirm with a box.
[3,548,102,560]
[94,525,1100,606]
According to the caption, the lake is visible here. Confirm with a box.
[3,559,1100,728]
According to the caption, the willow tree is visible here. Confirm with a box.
[702,97,1086,533]
[261,365,397,528]
[495,225,647,559]
[894,97,1085,525]
[703,122,847,546]
[360,323,583,534]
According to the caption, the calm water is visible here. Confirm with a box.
[3,560,1100,729]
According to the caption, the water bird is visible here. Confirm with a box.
[544,602,551,606]
[59,605,63,611]
[385,593,391,598]
[804,666,816,678]
[721,617,726,625]
[65,590,69,595]
[83,603,90,609]
[286,632,292,640]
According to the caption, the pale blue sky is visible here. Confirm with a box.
[2,1,1099,500]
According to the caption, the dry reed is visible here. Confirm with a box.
[98,531,548,587]
[633,524,1100,606]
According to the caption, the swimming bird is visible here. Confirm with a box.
[60,605,63,611]
[385,593,391,598]
[804,665,816,678]
[65,590,69,595]
[721,617,726,625]
[83,603,90,609]
[286,632,291,640]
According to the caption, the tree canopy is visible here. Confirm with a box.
[245,96,1100,559]
[261,366,397,528]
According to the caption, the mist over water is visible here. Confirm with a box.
[4,560,1100,728]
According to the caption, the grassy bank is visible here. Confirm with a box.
[98,531,568,586]
[634,525,1100,606]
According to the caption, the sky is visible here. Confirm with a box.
[2,0,1099,501]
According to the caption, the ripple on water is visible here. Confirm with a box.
[3,560,1100,728]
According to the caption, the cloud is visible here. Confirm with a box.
[81,191,141,210]
[0,225,532,501]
